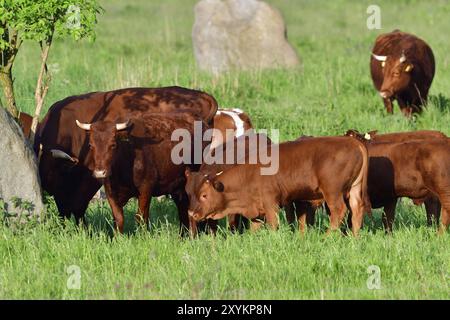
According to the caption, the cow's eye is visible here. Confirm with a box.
[110,143,117,149]
[201,194,207,201]
[393,71,400,77]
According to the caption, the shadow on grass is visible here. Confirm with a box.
[429,94,450,113]
[282,198,436,235]
[86,197,181,237]
[57,195,437,238]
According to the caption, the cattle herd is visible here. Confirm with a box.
[15,30,449,236]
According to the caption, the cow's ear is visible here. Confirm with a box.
[213,181,224,192]
[405,64,413,72]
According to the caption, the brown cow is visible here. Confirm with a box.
[186,132,271,233]
[187,137,371,236]
[370,30,435,117]
[75,112,209,234]
[36,86,218,225]
[346,130,449,233]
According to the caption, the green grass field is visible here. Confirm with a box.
[1,0,449,299]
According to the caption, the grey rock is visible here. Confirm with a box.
[0,108,44,220]
[192,0,300,74]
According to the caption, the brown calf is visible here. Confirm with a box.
[187,137,371,236]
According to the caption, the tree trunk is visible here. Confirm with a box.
[0,69,19,119]
[30,41,52,146]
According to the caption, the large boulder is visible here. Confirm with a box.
[0,107,44,221]
[192,0,300,74]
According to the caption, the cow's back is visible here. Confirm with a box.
[38,87,218,164]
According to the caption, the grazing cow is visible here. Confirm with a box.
[370,30,435,116]
[346,130,449,233]
[75,112,209,234]
[187,137,371,236]
[36,86,218,225]
[186,132,270,233]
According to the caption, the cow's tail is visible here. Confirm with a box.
[202,92,219,125]
[355,142,372,217]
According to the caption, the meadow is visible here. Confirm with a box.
[0,0,449,299]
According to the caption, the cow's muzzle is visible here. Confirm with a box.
[379,90,393,99]
[188,210,203,221]
[93,169,108,179]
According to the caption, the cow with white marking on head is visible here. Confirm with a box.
[370,30,435,117]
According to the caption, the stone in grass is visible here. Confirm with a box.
[192,0,300,74]
[0,107,44,222]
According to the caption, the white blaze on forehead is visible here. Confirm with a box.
[216,108,245,137]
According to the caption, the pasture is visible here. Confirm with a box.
[1,0,449,299]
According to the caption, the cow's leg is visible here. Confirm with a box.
[136,193,152,230]
[438,207,449,235]
[383,98,394,114]
[249,218,264,232]
[171,192,197,238]
[382,199,397,233]
[106,197,125,234]
[265,208,279,230]
[228,214,239,232]
[295,201,313,234]
[205,219,218,235]
[74,180,102,228]
[424,197,441,226]
[438,195,450,235]
[103,183,127,234]
[284,202,296,231]
[324,194,347,234]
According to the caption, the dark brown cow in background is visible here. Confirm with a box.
[370,30,435,117]
[346,129,449,232]
[36,86,218,226]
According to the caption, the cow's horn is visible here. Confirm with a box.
[116,120,130,131]
[399,52,406,63]
[216,171,223,176]
[50,149,76,162]
[76,120,91,131]
[372,53,387,62]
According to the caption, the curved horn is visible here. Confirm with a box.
[399,52,406,63]
[372,53,387,62]
[75,120,91,131]
[50,149,76,162]
[216,171,223,176]
[116,120,130,131]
